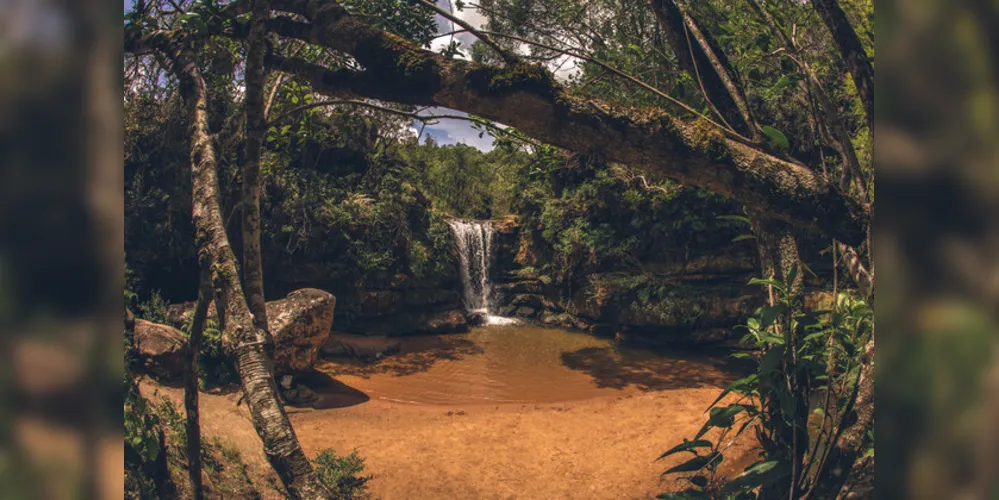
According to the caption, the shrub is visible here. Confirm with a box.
[658,265,874,498]
[136,290,169,324]
[312,449,372,499]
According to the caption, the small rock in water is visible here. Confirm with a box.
[467,311,487,326]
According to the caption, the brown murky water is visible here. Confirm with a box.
[316,324,742,406]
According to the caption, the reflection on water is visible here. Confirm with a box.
[316,324,743,406]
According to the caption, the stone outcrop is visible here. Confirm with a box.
[133,319,187,380]
[162,288,336,375]
[488,216,833,347]
[268,288,336,374]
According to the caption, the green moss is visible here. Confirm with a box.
[352,33,441,98]
[466,63,557,99]
[687,119,733,162]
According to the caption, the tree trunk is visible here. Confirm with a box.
[649,0,757,138]
[83,0,122,495]
[184,269,213,500]
[810,0,874,129]
[242,0,271,334]
[175,49,330,499]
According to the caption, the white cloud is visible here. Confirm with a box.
[411,107,496,151]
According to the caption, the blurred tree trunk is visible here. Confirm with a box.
[83,0,122,495]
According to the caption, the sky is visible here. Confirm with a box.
[420,2,581,151]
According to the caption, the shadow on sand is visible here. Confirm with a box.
[318,336,485,378]
[560,346,745,391]
[294,371,371,409]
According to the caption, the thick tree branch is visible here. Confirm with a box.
[262,3,869,245]
[269,98,536,144]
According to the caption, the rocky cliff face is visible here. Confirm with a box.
[488,217,829,347]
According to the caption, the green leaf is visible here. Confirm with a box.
[785,263,799,288]
[628,43,644,55]
[758,305,787,330]
[748,277,785,293]
[705,374,757,411]
[663,452,722,474]
[717,214,751,225]
[758,347,783,377]
[688,476,708,488]
[772,74,801,91]
[658,439,714,460]
[722,460,787,493]
[732,234,756,242]
[695,405,745,439]
[761,125,789,150]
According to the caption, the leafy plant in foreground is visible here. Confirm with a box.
[659,265,873,499]
[312,449,373,499]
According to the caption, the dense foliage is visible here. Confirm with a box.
[513,147,749,288]
[659,268,873,498]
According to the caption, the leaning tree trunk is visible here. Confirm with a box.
[184,269,213,500]
[174,48,329,499]
[242,0,271,334]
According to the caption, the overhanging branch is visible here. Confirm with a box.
[261,0,868,245]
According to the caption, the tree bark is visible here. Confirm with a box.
[242,0,271,334]
[649,0,757,138]
[184,269,213,500]
[259,2,869,245]
[746,0,870,208]
[173,47,330,499]
[810,0,874,129]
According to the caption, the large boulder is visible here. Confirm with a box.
[266,288,336,374]
[162,288,336,375]
[133,319,187,380]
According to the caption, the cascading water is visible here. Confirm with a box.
[448,219,518,326]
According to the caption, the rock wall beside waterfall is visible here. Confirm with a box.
[488,217,832,347]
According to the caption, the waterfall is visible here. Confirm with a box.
[448,219,517,326]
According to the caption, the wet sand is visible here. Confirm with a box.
[141,325,757,499]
